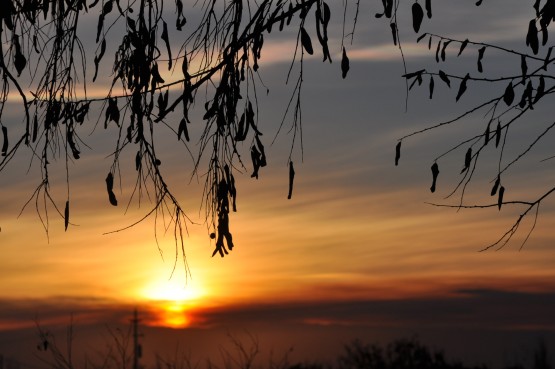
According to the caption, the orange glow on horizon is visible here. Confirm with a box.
[138,274,207,328]
[150,301,192,328]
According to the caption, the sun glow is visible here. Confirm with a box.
[141,277,206,328]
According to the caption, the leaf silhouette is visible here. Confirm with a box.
[341,47,350,79]
[32,115,38,143]
[429,75,434,99]
[521,55,528,83]
[412,2,424,33]
[461,147,472,173]
[300,27,313,55]
[104,98,120,128]
[495,120,501,147]
[13,36,27,77]
[177,118,189,141]
[430,162,439,193]
[519,81,533,109]
[438,70,450,87]
[105,172,118,206]
[135,151,141,171]
[93,38,106,82]
[477,46,486,72]
[323,2,331,25]
[440,40,451,61]
[395,141,401,166]
[287,161,295,200]
[390,23,398,45]
[498,186,505,210]
[161,21,172,70]
[534,76,545,103]
[503,82,514,106]
[64,201,69,231]
[526,19,539,55]
[458,39,469,56]
[456,73,469,101]
[484,120,491,145]
[425,0,432,18]
[1,126,8,156]
[491,177,500,196]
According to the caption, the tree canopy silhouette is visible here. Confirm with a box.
[1,0,554,270]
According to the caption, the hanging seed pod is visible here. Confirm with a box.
[105,172,118,206]
[430,162,439,193]
[341,47,350,79]
[1,126,8,156]
[300,27,313,55]
[287,161,295,199]
[64,201,69,231]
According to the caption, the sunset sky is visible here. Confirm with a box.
[2,1,555,368]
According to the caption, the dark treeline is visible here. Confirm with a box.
[5,329,553,369]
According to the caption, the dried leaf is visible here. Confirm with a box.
[300,27,313,55]
[287,161,295,199]
[390,23,398,45]
[543,46,552,70]
[395,141,401,166]
[456,73,469,101]
[521,55,528,83]
[498,186,505,210]
[106,172,118,206]
[534,76,545,103]
[64,201,69,231]
[458,39,469,56]
[440,40,451,61]
[13,36,26,77]
[32,115,38,143]
[430,162,439,193]
[135,151,141,171]
[412,2,424,33]
[161,21,173,70]
[438,70,450,87]
[96,13,104,43]
[93,38,106,82]
[491,177,500,196]
[177,118,189,141]
[461,147,472,173]
[1,126,8,156]
[477,46,486,72]
[495,121,501,147]
[526,19,539,55]
[485,121,491,145]
[323,2,331,25]
[503,82,514,106]
[341,47,350,79]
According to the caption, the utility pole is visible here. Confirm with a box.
[132,308,142,369]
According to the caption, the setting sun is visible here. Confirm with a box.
[140,276,206,328]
